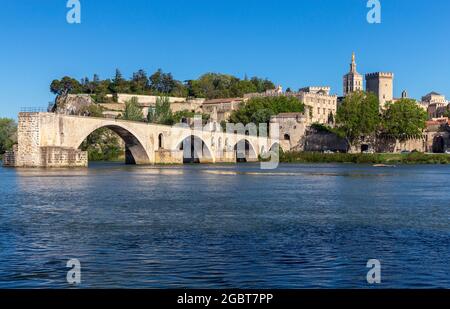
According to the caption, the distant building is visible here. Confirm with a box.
[401,90,408,99]
[421,92,449,118]
[365,72,394,108]
[244,85,337,125]
[201,98,245,123]
[298,86,331,95]
[343,52,363,96]
[422,92,447,104]
[244,85,283,99]
[293,87,337,125]
[270,113,307,151]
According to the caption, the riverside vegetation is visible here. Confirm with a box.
[278,151,450,165]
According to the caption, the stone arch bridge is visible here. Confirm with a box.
[4,112,278,168]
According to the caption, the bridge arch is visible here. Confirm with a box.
[175,134,214,163]
[76,123,151,165]
[233,138,258,162]
[269,141,281,153]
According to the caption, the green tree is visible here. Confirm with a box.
[172,110,210,124]
[335,91,381,147]
[381,99,427,138]
[147,96,174,125]
[0,118,17,154]
[50,71,276,100]
[80,128,123,161]
[250,77,276,93]
[50,76,82,96]
[229,96,304,125]
[79,104,104,117]
[327,111,334,125]
[122,97,143,121]
[110,69,130,95]
[130,69,149,94]
[186,73,276,99]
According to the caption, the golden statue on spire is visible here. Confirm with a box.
[352,52,355,63]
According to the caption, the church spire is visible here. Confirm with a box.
[343,52,363,96]
[350,52,357,73]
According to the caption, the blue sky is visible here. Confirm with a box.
[0,0,449,119]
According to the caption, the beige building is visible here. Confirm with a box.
[270,113,307,151]
[201,98,245,123]
[293,87,337,125]
[343,52,363,96]
[365,72,394,108]
[420,92,449,118]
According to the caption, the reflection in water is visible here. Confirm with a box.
[1,163,449,288]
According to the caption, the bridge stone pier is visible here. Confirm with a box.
[3,112,278,168]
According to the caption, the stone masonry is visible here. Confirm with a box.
[4,112,276,168]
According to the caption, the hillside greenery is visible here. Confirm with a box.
[50,69,276,102]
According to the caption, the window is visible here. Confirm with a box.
[158,133,164,149]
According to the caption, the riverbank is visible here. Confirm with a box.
[278,151,450,164]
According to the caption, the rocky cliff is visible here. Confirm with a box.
[51,94,95,115]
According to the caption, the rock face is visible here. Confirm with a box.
[52,94,94,115]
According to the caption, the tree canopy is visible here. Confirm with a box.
[381,99,427,138]
[229,96,305,125]
[147,96,173,125]
[122,97,143,122]
[334,93,428,146]
[187,73,275,99]
[335,91,381,144]
[50,70,275,101]
[0,118,17,154]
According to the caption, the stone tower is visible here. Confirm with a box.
[343,52,363,96]
[365,72,394,108]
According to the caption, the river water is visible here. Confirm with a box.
[0,163,449,288]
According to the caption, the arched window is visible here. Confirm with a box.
[158,133,164,149]
[284,134,290,141]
